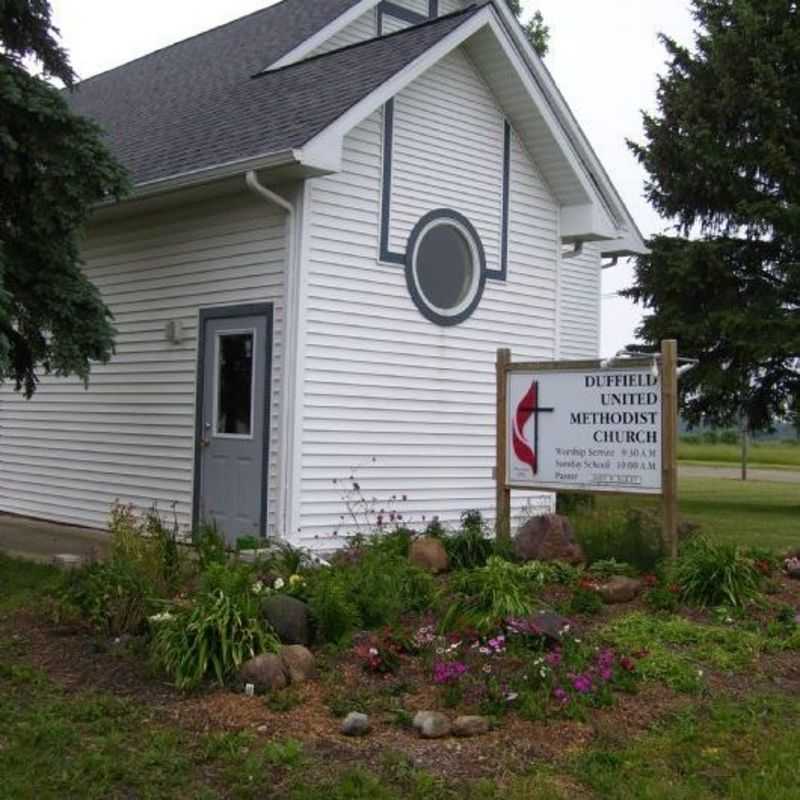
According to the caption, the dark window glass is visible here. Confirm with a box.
[216,332,253,435]
[416,224,474,310]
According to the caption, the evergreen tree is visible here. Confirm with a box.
[0,0,129,397]
[505,0,549,57]
[626,0,800,440]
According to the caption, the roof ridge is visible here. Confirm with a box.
[255,3,480,78]
[72,0,295,89]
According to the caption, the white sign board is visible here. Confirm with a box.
[506,365,662,494]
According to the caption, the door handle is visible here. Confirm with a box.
[200,421,211,448]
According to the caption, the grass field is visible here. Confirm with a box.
[598,475,799,551]
[679,439,800,469]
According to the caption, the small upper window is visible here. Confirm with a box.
[405,210,486,326]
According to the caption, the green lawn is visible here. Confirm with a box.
[678,439,800,469]
[2,635,798,799]
[597,475,800,551]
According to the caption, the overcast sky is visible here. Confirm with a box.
[51,0,697,356]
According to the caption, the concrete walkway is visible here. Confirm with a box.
[0,513,110,563]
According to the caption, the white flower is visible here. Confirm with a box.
[252,580,264,595]
[539,667,548,679]
[273,577,285,591]
[148,611,175,624]
[368,647,379,656]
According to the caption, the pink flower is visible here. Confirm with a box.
[545,649,562,667]
[553,687,569,705]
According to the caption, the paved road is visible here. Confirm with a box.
[680,464,800,484]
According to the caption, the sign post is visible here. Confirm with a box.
[661,339,679,559]
[495,341,680,557]
[495,348,512,542]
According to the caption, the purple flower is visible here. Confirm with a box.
[433,661,468,685]
[553,687,569,705]
[571,673,593,694]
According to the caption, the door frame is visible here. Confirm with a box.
[192,302,274,538]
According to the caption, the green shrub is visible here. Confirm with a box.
[556,491,595,515]
[109,501,183,595]
[645,584,680,613]
[194,520,228,571]
[347,549,434,629]
[304,533,435,642]
[441,556,538,631]
[573,508,664,573]
[674,537,761,607]
[236,536,261,552]
[569,586,604,616]
[307,571,362,644]
[444,512,494,570]
[151,565,278,690]
[61,560,154,636]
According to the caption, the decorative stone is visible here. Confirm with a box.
[452,715,490,737]
[513,514,585,565]
[597,576,643,604]
[516,610,573,642]
[262,594,314,646]
[278,644,315,684]
[341,712,370,736]
[412,710,451,739]
[408,537,449,574]
[239,653,288,694]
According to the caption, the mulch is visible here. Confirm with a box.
[3,575,800,782]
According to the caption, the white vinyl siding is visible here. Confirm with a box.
[297,46,561,548]
[388,50,504,269]
[0,192,286,535]
[559,244,602,358]
[313,7,377,55]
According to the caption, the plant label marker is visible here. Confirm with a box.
[495,341,679,559]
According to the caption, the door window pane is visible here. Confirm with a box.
[216,332,254,435]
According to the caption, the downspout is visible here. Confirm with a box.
[245,170,296,541]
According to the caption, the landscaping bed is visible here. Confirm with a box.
[2,502,800,798]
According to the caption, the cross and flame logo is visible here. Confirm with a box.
[512,380,554,476]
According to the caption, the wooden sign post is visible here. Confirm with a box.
[495,341,680,558]
[660,339,679,560]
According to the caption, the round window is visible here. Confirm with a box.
[405,210,486,326]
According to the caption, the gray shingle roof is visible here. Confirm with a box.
[68,1,478,187]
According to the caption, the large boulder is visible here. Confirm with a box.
[597,576,643,605]
[408,537,449,574]
[513,514,585,565]
[262,594,314,646]
[278,645,315,684]
[239,653,288,694]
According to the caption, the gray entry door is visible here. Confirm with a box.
[195,305,272,544]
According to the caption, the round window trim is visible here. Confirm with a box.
[405,209,487,327]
